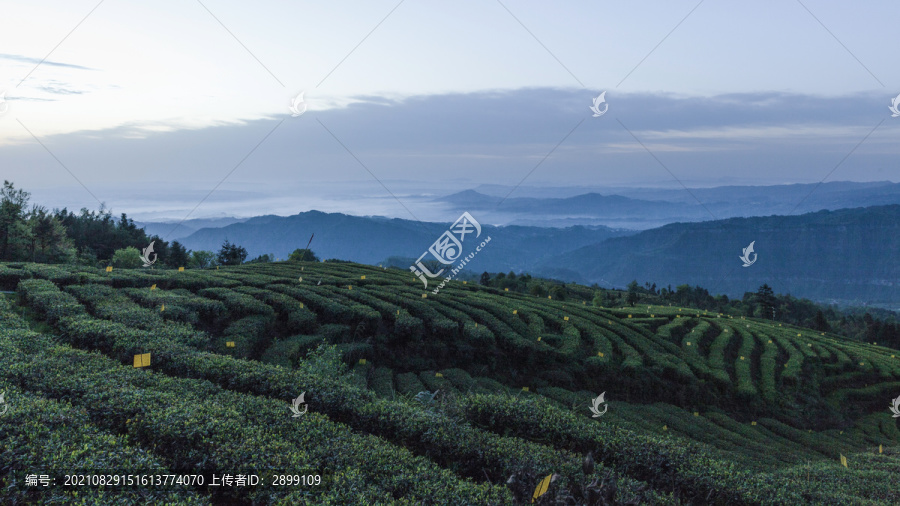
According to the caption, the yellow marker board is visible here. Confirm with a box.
[106,266,113,272]
[359,359,366,365]
[133,353,151,368]
[435,373,443,377]
[751,421,757,426]
[564,316,569,321]
[360,275,365,279]
[597,352,604,357]
[522,387,529,392]
[422,294,427,298]
[513,310,517,314]
[537,337,541,341]
[532,474,552,502]
[178,267,184,272]
[150,284,156,290]
[226,341,235,348]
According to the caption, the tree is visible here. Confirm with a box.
[247,253,273,263]
[189,250,217,269]
[111,247,143,268]
[288,248,320,262]
[626,280,640,307]
[529,283,547,297]
[217,239,248,266]
[168,241,191,268]
[0,181,30,260]
[756,284,776,320]
[813,310,830,332]
[549,284,566,301]
[479,271,491,286]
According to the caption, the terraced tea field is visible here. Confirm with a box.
[1,261,898,504]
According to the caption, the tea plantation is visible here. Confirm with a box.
[0,261,898,504]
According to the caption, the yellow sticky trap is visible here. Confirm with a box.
[160,304,165,312]
[859,362,864,366]
[548,296,552,299]
[694,412,699,417]
[475,323,478,327]
[537,337,542,341]
[663,425,668,431]
[532,474,552,502]
[106,266,113,272]
[751,421,757,426]
[840,454,847,468]
[651,314,654,317]
[178,267,184,272]
[435,372,443,377]
[768,340,772,343]
[686,342,691,346]
[513,310,517,314]
[463,281,467,284]
[348,286,352,290]
[397,310,400,315]
[301,267,304,271]
[150,284,156,290]
[879,445,883,454]
[522,387,529,392]
[359,359,366,365]
[299,303,304,308]
[226,341,235,348]
[676,315,681,318]
[133,353,151,368]
[628,315,632,318]
[505,288,508,292]
[360,275,365,280]
[740,356,745,360]
[797,334,801,337]
[298,277,303,282]
[422,294,427,298]
[597,352,604,357]
[564,316,569,321]
[582,301,586,305]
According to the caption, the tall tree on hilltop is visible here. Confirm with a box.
[756,284,777,319]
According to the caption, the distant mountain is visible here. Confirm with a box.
[441,182,900,229]
[177,211,632,273]
[437,190,707,229]
[136,217,248,241]
[535,205,900,305]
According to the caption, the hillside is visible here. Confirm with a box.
[0,261,898,504]
[537,205,900,305]
[176,210,630,272]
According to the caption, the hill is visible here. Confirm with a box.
[454,181,900,228]
[537,205,900,306]
[1,260,898,504]
[177,210,630,272]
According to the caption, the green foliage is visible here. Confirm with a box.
[289,248,320,262]
[111,247,143,269]
[217,239,247,266]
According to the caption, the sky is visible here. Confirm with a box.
[1,0,898,223]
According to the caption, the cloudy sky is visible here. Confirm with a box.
[1,0,898,223]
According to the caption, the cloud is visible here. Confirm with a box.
[0,53,95,71]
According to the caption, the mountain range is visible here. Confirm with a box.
[438,181,900,229]
[535,205,900,306]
